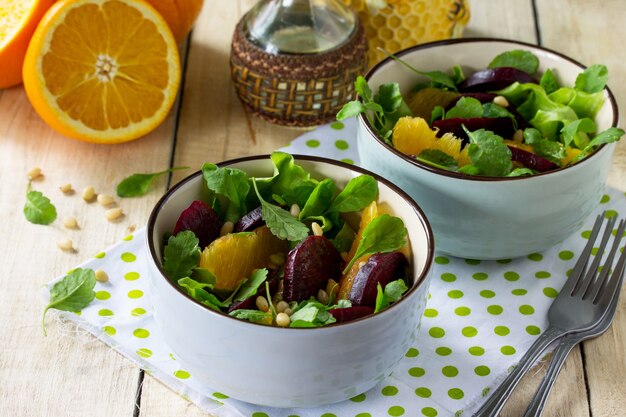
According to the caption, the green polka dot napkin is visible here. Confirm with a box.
[45,118,626,417]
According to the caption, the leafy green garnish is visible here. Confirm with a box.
[445,97,484,119]
[488,49,539,74]
[229,309,273,323]
[24,184,57,225]
[116,167,189,197]
[379,48,458,90]
[523,127,565,163]
[575,64,608,94]
[417,149,459,171]
[163,231,201,281]
[289,299,336,328]
[464,127,512,177]
[579,127,625,156]
[329,175,378,213]
[252,179,309,242]
[43,268,96,335]
[540,69,559,94]
[344,214,407,273]
[233,268,268,302]
[561,118,596,148]
[507,167,535,177]
[299,179,336,220]
[177,277,226,311]
[451,65,465,84]
[374,279,408,313]
[202,163,250,223]
[331,222,356,252]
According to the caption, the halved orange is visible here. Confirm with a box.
[22,0,181,144]
[0,0,54,88]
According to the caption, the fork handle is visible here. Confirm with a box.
[472,326,565,417]
[522,336,580,417]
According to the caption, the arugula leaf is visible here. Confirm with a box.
[264,152,318,204]
[336,100,365,120]
[561,118,596,148]
[464,128,512,177]
[289,300,336,327]
[374,279,408,313]
[229,309,273,324]
[331,222,356,253]
[430,105,446,123]
[507,167,535,177]
[445,97,483,119]
[43,268,96,335]
[451,65,465,84]
[575,64,608,93]
[540,69,559,94]
[252,179,309,242]
[329,175,378,213]
[581,127,625,154]
[116,167,189,197]
[163,231,201,281]
[299,179,336,220]
[178,277,225,311]
[482,102,517,125]
[344,214,407,273]
[202,163,250,223]
[417,149,459,171]
[354,74,373,102]
[24,184,57,225]
[234,268,268,302]
[488,49,539,74]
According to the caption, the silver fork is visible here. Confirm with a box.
[522,218,626,417]
[473,213,624,417]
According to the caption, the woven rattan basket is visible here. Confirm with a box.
[230,18,368,128]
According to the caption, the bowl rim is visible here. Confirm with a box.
[146,154,435,331]
[360,37,620,182]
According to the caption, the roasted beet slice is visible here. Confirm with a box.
[459,67,537,92]
[283,236,343,302]
[233,206,265,232]
[508,146,559,172]
[173,200,222,248]
[433,117,515,143]
[349,252,408,308]
[328,306,374,323]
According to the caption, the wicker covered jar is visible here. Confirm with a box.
[230,0,368,127]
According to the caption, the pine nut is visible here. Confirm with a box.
[493,95,509,107]
[290,204,301,218]
[62,216,78,229]
[27,167,42,180]
[269,253,285,266]
[95,269,109,283]
[220,221,234,236]
[276,312,291,327]
[276,300,289,313]
[105,207,123,221]
[312,222,323,236]
[317,289,329,305]
[59,183,73,194]
[97,194,115,206]
[255,296,269,312]
[57,239,73,251]
[513,129,524,143]
[82,186,96,202]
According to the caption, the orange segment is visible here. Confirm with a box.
[22,0,181,143]
[199,226,289,292]
[0,0,54,88]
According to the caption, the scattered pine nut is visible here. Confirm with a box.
[493,95,509,107]
[276,300,289,313]
[82,186,96,202]
[256,296,269,312]
[127,224,136,234]
[220,221,234,236]
[290,204,301,218]
[105,207,124,221]
[59,183,73,194]
[276,312,291,327]
[62,216,78,229]
[95,269,109,283]
[317,289,329,305]
[57,239,73,251]
[27,167,42,180]
[513,129,524,143]
[97,194,115,206]
[312,222,323,236]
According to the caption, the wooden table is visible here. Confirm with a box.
[1,1,624,416]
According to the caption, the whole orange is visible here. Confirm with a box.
[144,0,204,43]
[0,0,55,88]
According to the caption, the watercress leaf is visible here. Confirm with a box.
[163,231,201,281]
[464,128,512,177]
[282,182,318,208]
[344,214,407,273]
[253,179,309,242]
[116,167,189,197]
[430,105,445,123]
[330,175,378,213]
[268,152,315,197]
[507,167,535,177]
[289,301,336,327]
[582,127,625,153]
[336,299,352,309]
[482,102,517,126]
[354,75,372,102]
[229,309,273,324]
[488,49,539,74]
[336,100,365,120]
[540,68,559,94]
[290,304,320,323]
[445,96,483,119]
[375,83,404,113]
[417,149,459,171]
[523,128,543,144]
[24,188,57,225]
[530,138,565,163]
[374,283,389,314]
[190,267,217,285]
[384,279,408,302]
[178,278,228,310]
[459,164,480,175]
[364,102,384,113]
[43,268,96,334]
[331,222,356,253]
[234,268,268,302]
[381,49,458,90]
[561,118,596,148]
[202,163,250,223]
[451,65,465,84]
[575,64,608,94]
[300,179,336,220]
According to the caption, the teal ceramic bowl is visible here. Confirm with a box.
[356,38,619,260]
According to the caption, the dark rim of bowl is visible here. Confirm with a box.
[361,37,620,182]
[146,154,435,331]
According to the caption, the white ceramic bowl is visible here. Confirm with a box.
[146,155,434,407]
[357,38,619,260]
